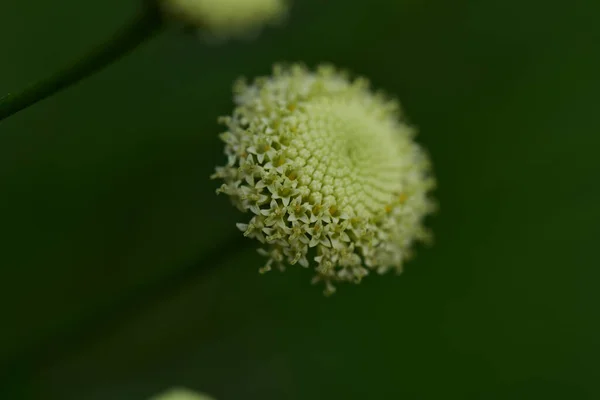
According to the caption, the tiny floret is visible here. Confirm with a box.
[213,64,436,294]
[159,0,287,38]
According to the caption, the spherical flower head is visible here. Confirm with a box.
[159,0,287,38]
[212,64,436,295]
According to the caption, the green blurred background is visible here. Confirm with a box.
[1,0,599,398]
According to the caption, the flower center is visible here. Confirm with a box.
[293,98,407,217]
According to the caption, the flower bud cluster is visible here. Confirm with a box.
[213,64,436,294]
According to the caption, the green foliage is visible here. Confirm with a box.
[1,0,599,399]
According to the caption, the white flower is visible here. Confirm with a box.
[159,0,288,38]
[147,387,215,400]
[213,64,437,294]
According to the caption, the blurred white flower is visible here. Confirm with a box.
[148,387,215,400]
[160,0,288,38]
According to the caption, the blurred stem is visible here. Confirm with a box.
[0,233,252,384]
[0,2,164,122]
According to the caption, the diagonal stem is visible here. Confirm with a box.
[0,2,164,123]
[0,232,252,385]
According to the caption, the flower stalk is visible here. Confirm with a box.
[0,2,164,122]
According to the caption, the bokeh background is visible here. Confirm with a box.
[1,0,599,398]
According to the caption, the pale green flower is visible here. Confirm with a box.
[159,0,288,38]
[147,387,215,400]
[213,64,436,295]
